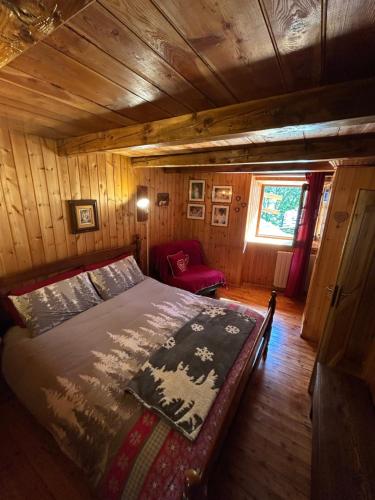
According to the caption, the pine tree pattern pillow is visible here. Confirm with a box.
[9,273,102,337]
[88,255,144,300]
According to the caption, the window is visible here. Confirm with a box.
[256,184,303,240]
[246,177,305,245]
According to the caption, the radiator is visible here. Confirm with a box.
[273,251,293,289]
[273,251,317,290]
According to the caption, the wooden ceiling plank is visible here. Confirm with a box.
[162,163,334,174]
[259,0,322,90]
[69,3,216,112]
[0,116,61,139]
[0,65,133,129]
[0,0,94,68]
[324,0,375,84]
[100,0,236,106]
[0,103,71,139]
[46,25,188,117]
[130,135,375,167]
[45,28,180,122]
[0,77,114,134]
[9,42,145,126]
[58,77,375,156]
[152,0,285,101]
[0,95,90,137]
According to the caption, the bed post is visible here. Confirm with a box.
[184,469,205,499]
[263,290,277,359]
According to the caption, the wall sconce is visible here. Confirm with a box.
[136,185,149,222]
[136,185,150,274]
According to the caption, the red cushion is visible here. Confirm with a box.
[3,268,83,327]
[165,264,226,294]
[83,252,132,271]
[167,251,189,276]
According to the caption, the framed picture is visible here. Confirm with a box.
[68,199,99,233]
[157,192,169,207]
[189,180,205,202]
[212,185,233,203]
[211,205,229,227]
[187,203,205,220]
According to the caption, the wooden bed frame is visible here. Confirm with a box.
[184,289,277,499]
[0,235,277,499]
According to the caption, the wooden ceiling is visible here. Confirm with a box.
[0,0,375,144]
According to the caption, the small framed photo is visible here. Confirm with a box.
[211,205,229,227]
[189,180,205,202]
[68,199,99,233]
[157,192,169,207]
[212,185,233,203]
[187,203,205,220]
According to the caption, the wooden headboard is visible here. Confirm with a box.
[0,234,141,297]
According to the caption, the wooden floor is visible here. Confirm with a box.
[210,286,317,500]
[0,286,316,500]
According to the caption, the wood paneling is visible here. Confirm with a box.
[210,286,315,499]
[0,0,93,68]
[0,0,374,140]
[131,132,375,166]
[301,166,375,342]
[172,172,287,287]
[58,78,375,156]
[152,0,285,101]
[0,126,184,278]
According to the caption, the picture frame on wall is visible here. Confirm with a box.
[212,185,233,203]
[211,205,229,227]
[157,192,169,207]
[189,180,205,202]
[68,199,99,233]
[187,203,205,220]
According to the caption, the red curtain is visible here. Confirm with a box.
[284,173,325,298]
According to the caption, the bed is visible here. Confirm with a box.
[0,237,276,499]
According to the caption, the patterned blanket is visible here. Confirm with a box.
[126,304,256,440]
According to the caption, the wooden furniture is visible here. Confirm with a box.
[184,289,277,498]
[150,239,226,296]
[312,363,375,500]
[0,240,276,499]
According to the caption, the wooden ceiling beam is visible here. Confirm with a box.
[0,0,94,68]
[130,135,375,168]
[162,162,334,174]
[57,77,375,156]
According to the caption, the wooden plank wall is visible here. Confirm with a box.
[0,126,183,277]
[301,166,375,342]
[174,172,288,286]
[0,125,285,287]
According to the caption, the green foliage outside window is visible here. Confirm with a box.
[258,185,302,238]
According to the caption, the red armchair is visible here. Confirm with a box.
[150,240,226,295]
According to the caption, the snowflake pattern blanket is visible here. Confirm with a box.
[126,305,256,440]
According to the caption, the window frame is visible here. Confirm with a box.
[245,176,305,246]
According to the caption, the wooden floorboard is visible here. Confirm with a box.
[0,285,316,499]
[209,286,317,500]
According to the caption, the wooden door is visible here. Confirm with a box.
[315,189,375,374]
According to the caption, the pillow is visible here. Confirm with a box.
[9,273,102,337]
[167,251,189,276]
[83,252,132,272]
[88,255,144,300]
[3,268,83,327]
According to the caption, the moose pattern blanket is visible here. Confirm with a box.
[127,304,256,440]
